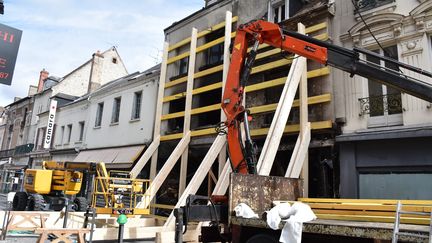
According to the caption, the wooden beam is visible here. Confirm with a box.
[129,136,160,179]
[298,23,309,196]
[314,214,430,225]
[299,198,432,205]
[219,11,232,176]
[168,16,238,52]
[179,28,197,197]
[160,120,333,141]
[305,22,327,34]
[257,52,307,175]
[249,94,332,114]
[137,132,191,209]
[163,135,226,230]
[285,123,311,178]
[165,65,223,89]
[251,58,292,74]
[149,42,168,180]
[167,32,236,65]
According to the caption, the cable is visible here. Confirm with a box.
[350,0,403,73]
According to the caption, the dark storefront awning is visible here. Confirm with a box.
[73,145,145,169]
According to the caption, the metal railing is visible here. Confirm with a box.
[354,0,395,12]
[92,175,151,216]
[358,93,402,116]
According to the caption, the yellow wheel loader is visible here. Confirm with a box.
[12,161,102,212]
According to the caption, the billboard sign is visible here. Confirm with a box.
[44,99,57,149]
[0,23,22,85]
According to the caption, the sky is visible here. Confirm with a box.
[0,0,204,106]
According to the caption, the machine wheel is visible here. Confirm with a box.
[246,234,279,243]
[73,197,88,212]
[28,194,46,211]
[12,192,28,211]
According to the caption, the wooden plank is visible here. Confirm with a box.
[167,32,236,65]
[299,198,432,205]
[179,28,198,197]
[168,16,238,52]
[257,53,307,175]
[245,77,286,92]
[150,204,176,210]
[313,209,430,218]
[161,104,220,121]
[315,214,430,225]
[137,132,191,209]
[298,23,309,196]
[160,93,331,120]
[165,65,223,89]
[307,203,432,212]
[163,136,226,230]
[129,136,160,179]
[251,58,292,74]
[307,67,330,78]
[305,22,327,34]
[162,82,222,103]
[286,123,311,178]
[160,120,333,141]
[249,94,332,114]
[150,42,168,180]
[219,11,232,176]
[314,32,329,41]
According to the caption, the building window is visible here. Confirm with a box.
[111,97,121,124]
[60,125,65,144]
[132,91,142,120]
[268,0,304,23]
[95,102,104,127]
[112,57,117,64]
[78,121,85,141]
[67,124,72,143]
[361,45,402,127]
[205,29,224,66]
[179,57,188,76]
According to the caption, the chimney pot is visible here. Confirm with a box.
[37,69,49,93]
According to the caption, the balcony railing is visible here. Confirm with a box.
[14,143,34,155]
[354,0,395,12]
[358,94,402,116]
[0,149,14,158]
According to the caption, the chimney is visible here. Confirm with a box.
[37,69,49,92]
[88,50,104,93]
[28,85,38,96]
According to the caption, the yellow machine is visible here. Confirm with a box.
[13,161,151,215]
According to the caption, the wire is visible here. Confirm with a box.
[350,0,403,73]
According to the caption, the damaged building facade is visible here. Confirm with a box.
[151,0,432,206]
[149,0,336,210]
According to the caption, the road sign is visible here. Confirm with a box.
[0,23,22,85]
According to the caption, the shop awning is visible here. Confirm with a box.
[73,145,145,169]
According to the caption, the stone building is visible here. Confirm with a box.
[333,0,432,199]
[28,47,129,166]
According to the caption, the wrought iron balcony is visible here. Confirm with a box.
[358,94,402,116]
[354,0,395,12]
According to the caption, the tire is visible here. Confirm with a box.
[12,192,28,211]
[28,194,46,211]
[246,234,279,243]
[73,197,88,212]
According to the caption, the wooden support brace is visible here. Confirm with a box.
[129,136,160,179]
[137,131,191,209]
[256,54,307,175]
[285,122,311,178]
[150,42,169,180]
[163,135,226,230]
[179,28,198,196]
